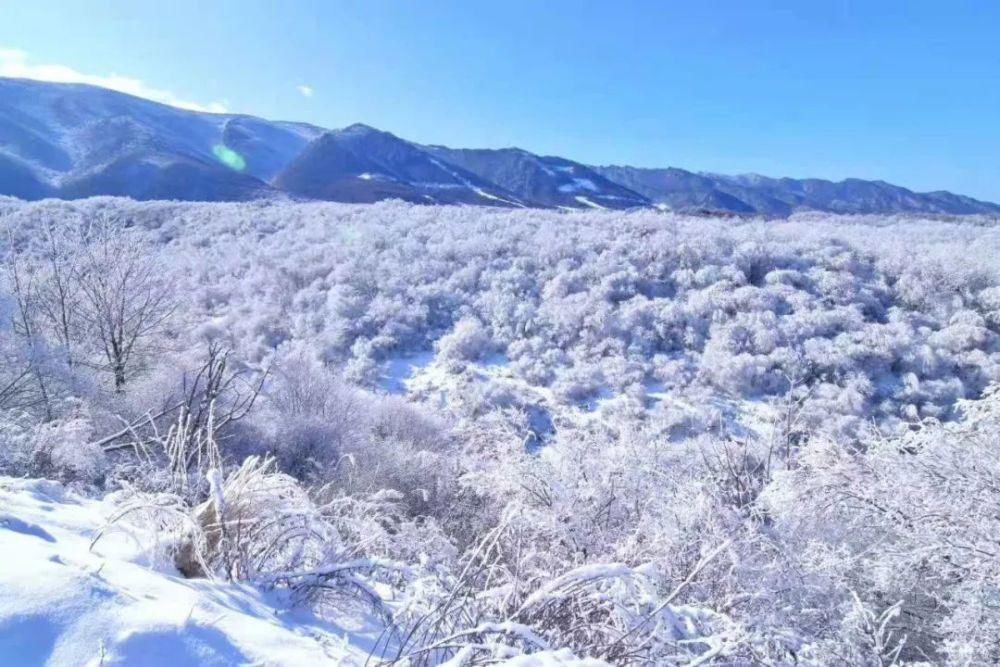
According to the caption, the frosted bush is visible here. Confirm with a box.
[0,403,104,488]
[436,317,494,368]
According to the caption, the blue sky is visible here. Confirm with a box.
[2,0,998,200]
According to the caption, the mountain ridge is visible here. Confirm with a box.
[1,76,998,216]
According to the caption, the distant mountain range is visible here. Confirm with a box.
[2,77,998,216]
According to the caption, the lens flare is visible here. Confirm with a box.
[212,144,246,172]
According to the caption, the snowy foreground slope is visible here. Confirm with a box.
[0,477,603,666]
[0,477,381,666]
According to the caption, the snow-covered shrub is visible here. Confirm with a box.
[32,410,104,487]
[436,317,494,369]
[0,402,105,488]
[105,455,342,580]
[551,366,606,406]
[341,395,455,516]
[763,385,1000,664]
[262,352,367,482]
[390,554,741,665]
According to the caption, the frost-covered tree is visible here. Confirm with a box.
[74,223,175,390]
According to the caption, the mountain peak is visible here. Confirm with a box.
[340,122,380,134]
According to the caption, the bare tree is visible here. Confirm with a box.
[2,227,54,418]
[74,224,175,390]
[179,341,267,437]
[32,220,84,368]
[97,342,267,465]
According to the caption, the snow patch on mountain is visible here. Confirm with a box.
[574,196,606,209]
[557,178,598,193]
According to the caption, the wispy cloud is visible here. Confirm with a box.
[0,47,229,113]
[296,84,314,98]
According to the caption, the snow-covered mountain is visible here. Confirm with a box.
[2,76,999,215]
[422,146,649,210]
[0,77,322,201]
[276,124,525,206]
[594,165,1000,216]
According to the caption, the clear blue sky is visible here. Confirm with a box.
[2,0,998,200]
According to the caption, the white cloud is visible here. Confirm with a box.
[0,47,229,113]
[296,84,314,98]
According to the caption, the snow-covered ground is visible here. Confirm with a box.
[377,350,437,396]
[0,477,383,666]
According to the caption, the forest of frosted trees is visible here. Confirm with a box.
[2,196,1000,665]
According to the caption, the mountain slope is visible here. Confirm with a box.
[275,124,525,206]
[594,165,1000,216]
[592,166,758,214]
[0,77,321,201]
[0,152,54,199]
[425,146,649,210]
